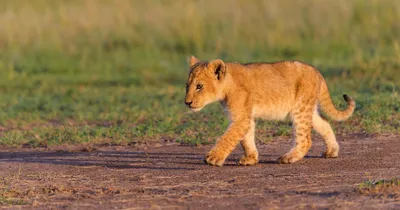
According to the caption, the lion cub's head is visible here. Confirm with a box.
[184,56,227,112]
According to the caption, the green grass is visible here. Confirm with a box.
[0,0,399,147]
[358,178,400,196]
[0,188,28,206]
[0,195,27,206]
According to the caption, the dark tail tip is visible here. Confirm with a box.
[343,94,352,103]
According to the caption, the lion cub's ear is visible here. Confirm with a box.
[208,59,226,80]
[188,56,201,67]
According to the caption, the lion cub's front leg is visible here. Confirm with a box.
[204,119,251,166]
[239,120,258,166]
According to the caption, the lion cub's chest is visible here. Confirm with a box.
[252,104,290,120]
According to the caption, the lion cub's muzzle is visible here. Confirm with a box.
[184,100,193,108]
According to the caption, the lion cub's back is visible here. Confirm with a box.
[241,61,321,120]
[244,60,316,78]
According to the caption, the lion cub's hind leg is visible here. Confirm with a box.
[278,102,314,164]
[312,110,339,158]
[239,120,259,165]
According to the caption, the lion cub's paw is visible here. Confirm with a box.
[204,150,226,166]
[322,150,338,158]
[277,152,303,164]
[238,155,258,166]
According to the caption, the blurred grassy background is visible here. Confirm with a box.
[0,0,398,147]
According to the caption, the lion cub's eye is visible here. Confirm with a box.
[196,84,203,90]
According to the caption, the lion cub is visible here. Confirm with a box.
[184,56,355,166]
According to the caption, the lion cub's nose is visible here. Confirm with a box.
[185,101,193,107]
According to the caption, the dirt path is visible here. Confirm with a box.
[0,135,399,209]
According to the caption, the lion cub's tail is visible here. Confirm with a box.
[318,80,356,121]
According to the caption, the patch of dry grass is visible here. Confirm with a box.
[1,0,400,56]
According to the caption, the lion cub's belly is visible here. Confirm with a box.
[252,104,290,120]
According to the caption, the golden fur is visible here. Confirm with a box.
[184,56,355,166]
